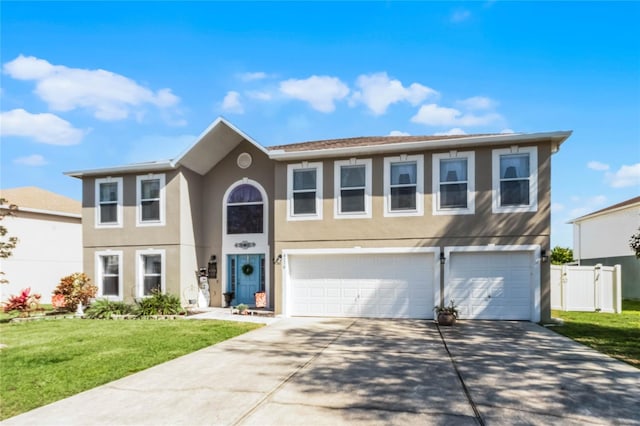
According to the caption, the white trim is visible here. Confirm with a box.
[95,250,123,300]
[136,173,166,227]
[492,146,538,213]
[95,177,123,228]
[136,248,166,297]
[432,151,475,216]
[443,244,541,322]
[269,130,572,161]
[287,162,323,221]
[281,246,440,318]
[383,154,424,217]
[333,158,372,219]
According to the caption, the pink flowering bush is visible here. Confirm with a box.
[2,287,41,317]
[51,293,66,309]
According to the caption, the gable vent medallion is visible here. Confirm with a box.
[237,152,252,169]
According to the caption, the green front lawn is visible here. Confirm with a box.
[551,299,640,368]
[0,319,262,420]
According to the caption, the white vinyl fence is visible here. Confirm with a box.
[551,264,622,313]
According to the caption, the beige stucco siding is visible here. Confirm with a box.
[199,140,275,307]
[274,143,551,243]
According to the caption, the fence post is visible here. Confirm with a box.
[594,264,602,312]
[561,264,567,311]
[614,264,622,313]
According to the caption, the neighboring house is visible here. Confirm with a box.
[0,187,82,304]
[65,118,572,322]
[570,196,640,299]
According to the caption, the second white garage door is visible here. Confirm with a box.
[447,251,533,320]
[288,252,434,318]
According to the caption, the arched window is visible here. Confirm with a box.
[226,184,263,234]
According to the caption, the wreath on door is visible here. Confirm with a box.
[241,263,254,275]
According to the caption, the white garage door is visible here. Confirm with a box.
[447,251,533,320]
[288,253,434,318]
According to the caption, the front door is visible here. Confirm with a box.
[228,254,264,305]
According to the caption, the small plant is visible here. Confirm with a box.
[51,294,66,310]
[136,290,183,316]
[434,300,458,318]
[53,273,97,311]
[85,299,136,319]
[236,303,249,313]
[2,288,41,317]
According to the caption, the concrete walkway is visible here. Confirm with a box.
[3,319,639,425]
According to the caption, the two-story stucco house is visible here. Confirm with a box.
[66,118,571,322]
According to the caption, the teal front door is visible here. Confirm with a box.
[228,254,264,306]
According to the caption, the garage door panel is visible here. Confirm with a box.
[289,253,434,319]
[448,251,532,320]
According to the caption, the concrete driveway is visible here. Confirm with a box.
[3,318,639,426]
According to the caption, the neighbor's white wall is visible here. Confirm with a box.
[573,206,639,259]
[1,212,82,304]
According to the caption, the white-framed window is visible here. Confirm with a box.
[432,151,475,215]
[136,174,165,226]
[95,251,123,299]
[136,249,165,297]
[492,146,538,213]
[383,154,424,217]
[287,162,323,221]
[334,158,372,219]
[95,177,123,228]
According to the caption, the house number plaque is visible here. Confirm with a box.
[235,241,256,249]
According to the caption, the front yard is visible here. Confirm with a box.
[551,299,640,368]
[0,319,262,420]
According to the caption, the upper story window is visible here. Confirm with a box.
[95,177,123,228]
[227,184,263,234]
[492,146,538,213]
[383,154,424,217]
[287,162,323,221]
[334,159,372,219]
[137,174,165,226]
[95,251,122,299]
[137,249,165,297]
[432,151,475,215]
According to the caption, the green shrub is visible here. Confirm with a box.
[85,299,135,319]
[136,290,183,316]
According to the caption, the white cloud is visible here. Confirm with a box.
[279,75,349,113]
[457,96,496,111]
[14,154,47,166]
[411,103,502,127]
[606,163,640,188]
[389,130,411,136]
[435,128,467,136]
[451,9,471,23]
[221,91,244,114]
[3,54,181,121]
[551,203,565,213]
[568,195,608,219]
[246,90,273,101]
[237,71,268,82]
[500,128,515,134]
[0,108,86,145]
[587,161,610,171]
[351,72,438,115]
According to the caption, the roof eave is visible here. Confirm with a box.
[64,160,176,178]
[568,201,640,224]
[268,130,573,161]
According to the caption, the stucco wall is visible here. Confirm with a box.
[1,211,82,304]
[573,206,639,259]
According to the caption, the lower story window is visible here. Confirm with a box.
[138,250,164,296]
[96,251,122,298]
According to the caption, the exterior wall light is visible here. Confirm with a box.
[541,249,549,263]
[440,252,446,265]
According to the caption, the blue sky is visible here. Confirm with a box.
[1,1,638,248]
